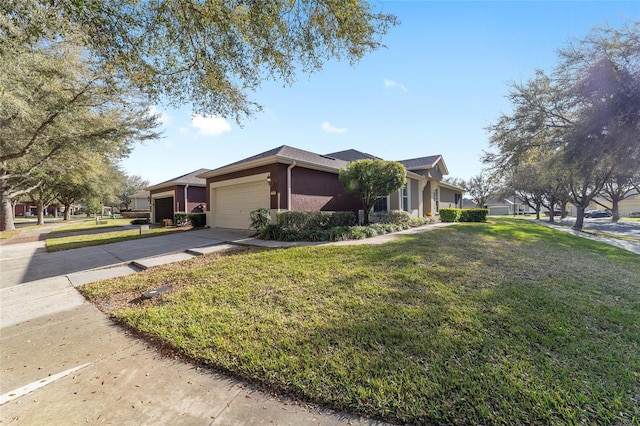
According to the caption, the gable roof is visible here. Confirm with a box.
[325,149,382,162]
[146,168,210,191]
[198,145,450,180]
[198,145,349,178]
[400,155,444,171]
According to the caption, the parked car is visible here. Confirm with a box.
[584,210,612,218]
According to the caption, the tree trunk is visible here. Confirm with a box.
[36,200,45,225]
[548,196,556,223]
[535,202,541,220]
[611,198,620,223]
[573,206,586,230]
[0,184,15,231]
[64,202,72,220]
[560,201,569,219]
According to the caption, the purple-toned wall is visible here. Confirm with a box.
[290,167,361,212]
[186,186,206,212]
[14,204,28,216]
[152,185,206,212]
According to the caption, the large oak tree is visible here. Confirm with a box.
[485,23,640,230]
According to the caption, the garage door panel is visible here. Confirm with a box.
[215,181,269,229]
[155,197,174,222]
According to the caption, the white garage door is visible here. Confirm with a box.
[489,206,510,216]
[214,180,270,229]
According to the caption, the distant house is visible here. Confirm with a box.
[127,190,150,211]
[486,197,534,216]
[196,145,464,229]
[588,192,640,217]
[146,169,209,223]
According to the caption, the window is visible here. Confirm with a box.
[402,183,408,212]
[373,196,387,212]
[433,188,439,213]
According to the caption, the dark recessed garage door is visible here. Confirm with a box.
[155,197,174,223]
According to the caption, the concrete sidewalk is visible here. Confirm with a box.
[1,226,409,425]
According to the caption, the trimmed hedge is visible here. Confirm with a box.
[259,210,434,242]
[439,208,488,223]
[276,211,356,230]
[130,218,150,225]
[460,209,488,222]
[370,210,411,226]
[439,208,462,223]
[122,211,150,219]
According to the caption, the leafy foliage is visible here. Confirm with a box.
[485,23,640,230]
[2,0,397,120]
[249,208,271,232]
[440,208,488,223]
[339,160,406,225]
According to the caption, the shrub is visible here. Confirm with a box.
[262,224,283,240]
[331,211,357,227]
[370,210,411,225]
[174,213,188,226]
[276,211,356,230]
[130,218,149,225]
[122,211,150,219]
[460,208,488,222]
[409,217,428,227]
[250,208,271,232]
[188,213,206,228]
[440,208,462,223]
[439,208,488,223]
[349,226,368,240]
[328,226,352,241]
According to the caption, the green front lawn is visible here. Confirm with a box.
[81,219,640,424]
[46,226,189,252]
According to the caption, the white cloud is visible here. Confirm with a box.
[321,121,348,134]
[191,114,232,136]
[383,79,408,92]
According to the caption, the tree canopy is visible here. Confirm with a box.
[484,23,640,229]
[0,33,160,230]
[2,0,398,120]
[339,159,406,225]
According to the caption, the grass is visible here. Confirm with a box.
[80,219,640,425]
[50,218,134,233]
[46,226,190,252]
[0,229,22,239]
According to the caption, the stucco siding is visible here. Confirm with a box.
[290,167,360,212]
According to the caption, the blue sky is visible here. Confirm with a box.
[121,1,640,186]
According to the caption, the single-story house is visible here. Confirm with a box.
[197,145,463,229]
[486,197,535,216]
[128,190,151,211]
[589,192,640,217]
[146,168,209,223]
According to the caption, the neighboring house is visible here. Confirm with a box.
[589,192,640,217]
[128,190,151,211]
[146,169,209,223]
[486,197,535,216]
[197,145,463,230]
[13,202,65,217]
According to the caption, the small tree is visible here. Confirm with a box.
[339,160,406,225]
